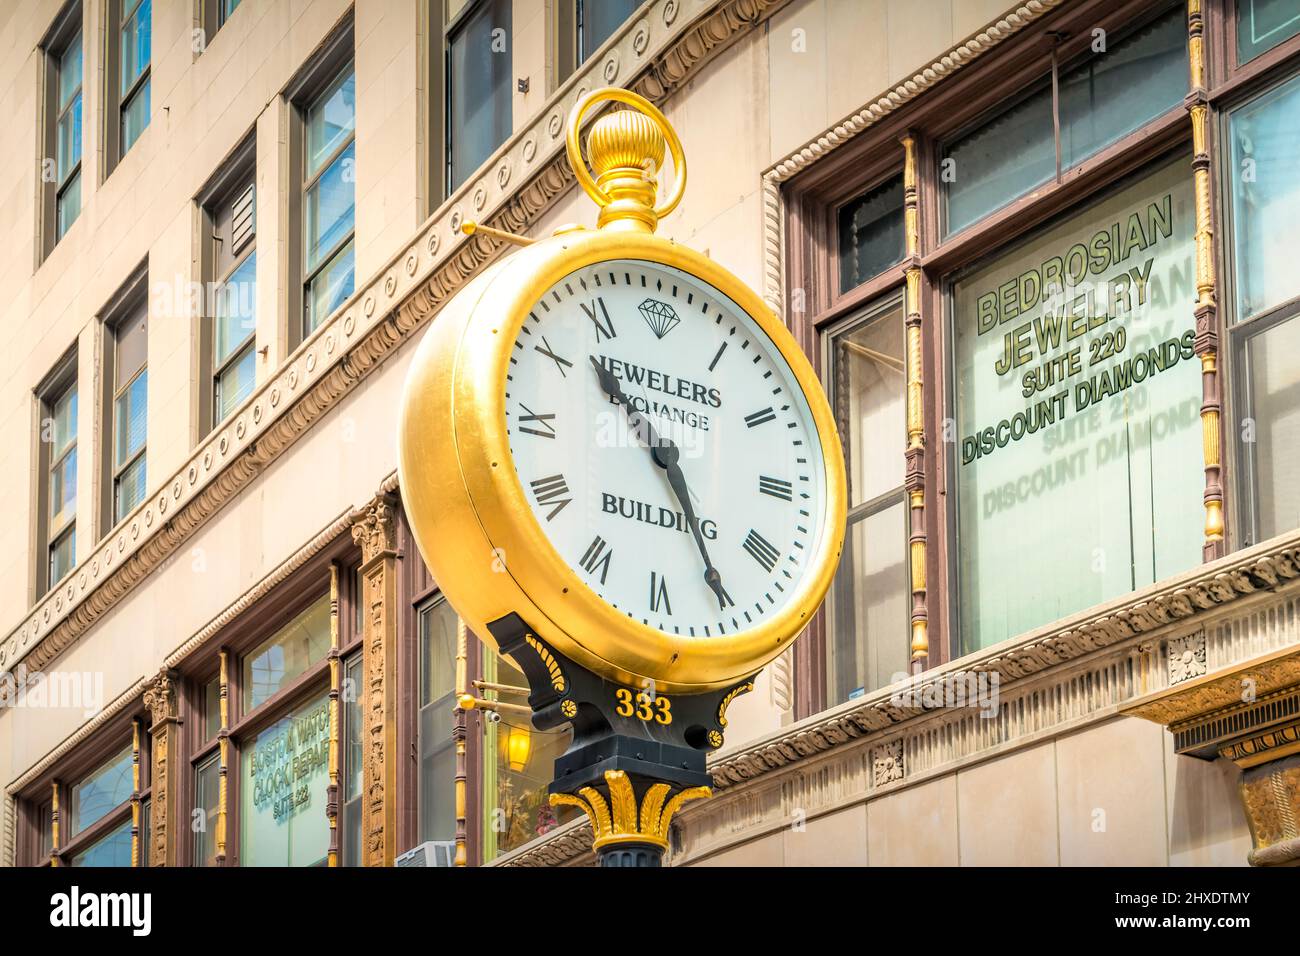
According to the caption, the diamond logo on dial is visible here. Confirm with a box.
[505,259,827,638]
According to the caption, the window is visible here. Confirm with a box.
[68,747,132,838]
[825,300,909,702]
[942,5,1187,234]
[481,649,574,860]
[36,358,78,597]
[201,0,242,44]
[557,0,641,83]
[341,652,364,865]
[951,158,1201,652]
[1227,71,1300,544]
[201,148,257,429]
[69,819,132,867]
[300,63,356,335]
[106,0,151,169]
[193,753,219,866]
[41,4,83,254]
[105,290,148,528]
[447,0,512,192]
[1237,0,1300,63]
[240,692,331,866]
[838,175,906,293]
[417,598,458,847]
[242,594,331,710]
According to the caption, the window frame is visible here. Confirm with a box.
[782,0,1200,718]
[285,16,355,346]
[197,135,258,436]
[105,0,152,175]
[99,266,150,536]
[444,0,513,195]
[39,1,84,260]
[34,348,79,601]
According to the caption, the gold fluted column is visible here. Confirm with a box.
[215,650,230,865]
[901,132,929,671]
[142,669,179,866]
[1187,0,1225,560]
[130,717,142,866]
[453,619,469,867]
[327,562,342,867]
[49,781,60,866]
[351,494,400,867]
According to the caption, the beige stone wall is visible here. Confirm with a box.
[7,0,1184,868]
[682,718,1252,866]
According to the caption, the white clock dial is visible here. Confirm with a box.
[505,259,827,638]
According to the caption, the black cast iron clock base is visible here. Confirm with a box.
[487,613,755,867]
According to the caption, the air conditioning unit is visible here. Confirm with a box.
[396,841,456,867]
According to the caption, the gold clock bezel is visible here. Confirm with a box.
[398,227,846,694]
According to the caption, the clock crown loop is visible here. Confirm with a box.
[566,87,687,234]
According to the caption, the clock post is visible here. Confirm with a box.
[396,87,846,868]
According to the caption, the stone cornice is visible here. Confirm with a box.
[496,527,1300,865]
[0,0,792,682]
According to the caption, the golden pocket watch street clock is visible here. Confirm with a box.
[398,88,845,865]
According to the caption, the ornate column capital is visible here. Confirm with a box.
[143,668,180,727]
[350,494,399,566]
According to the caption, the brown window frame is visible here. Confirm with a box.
[783,0,1203,719]
[98,264,150,537]
[175,531,360,866]
[33,347,79,601]
[38,1,84,262]
[15,708,148,867]
[197,134,258,438]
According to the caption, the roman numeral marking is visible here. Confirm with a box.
[745,407,777,428]
[518,403,556,438]
[649,571,672,615]
[758,476,793,501]
[529,474,572,521]
[580,535,612,585]
[743,529,781,573]
[534,336,573,377]
[581,297,617,342]
[708,341,728,372]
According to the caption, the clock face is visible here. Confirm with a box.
[505,258,828,639]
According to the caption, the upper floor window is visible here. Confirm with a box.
[201,146,257,429]
[104,285,148,528]
[302,63,356,335]
[557,0,642,83]
[41,4,83,255]
[242,594,331,710]
[1226,70,1300,544]
[107,0,151,170]
[825,299,908,702]
[36,357,78,597]
[201,0,243,45]
[942,4,1187,235]
[1237,0,1300,63]
[447,0,512,192]
[837,174,905,293]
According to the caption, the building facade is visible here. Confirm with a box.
[2,0,1299,867]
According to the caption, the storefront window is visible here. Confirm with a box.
[243,596,331,710]
[1238,0,1300,63]
[952,158,1201,652]
[68,746,133,838]
[69,819,132,867]
[837,175,905,293]
[193,754,219,866]
[482,651,575,859]
[418,599,457,846]
[944,6,1186,234]
[825,301,909,702]
[240,693,330,866]
[341,653,363,865]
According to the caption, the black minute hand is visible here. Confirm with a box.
[589,357,732,611]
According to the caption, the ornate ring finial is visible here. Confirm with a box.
[565,86,686,225]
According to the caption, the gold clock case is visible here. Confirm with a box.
[398,227,846,693]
